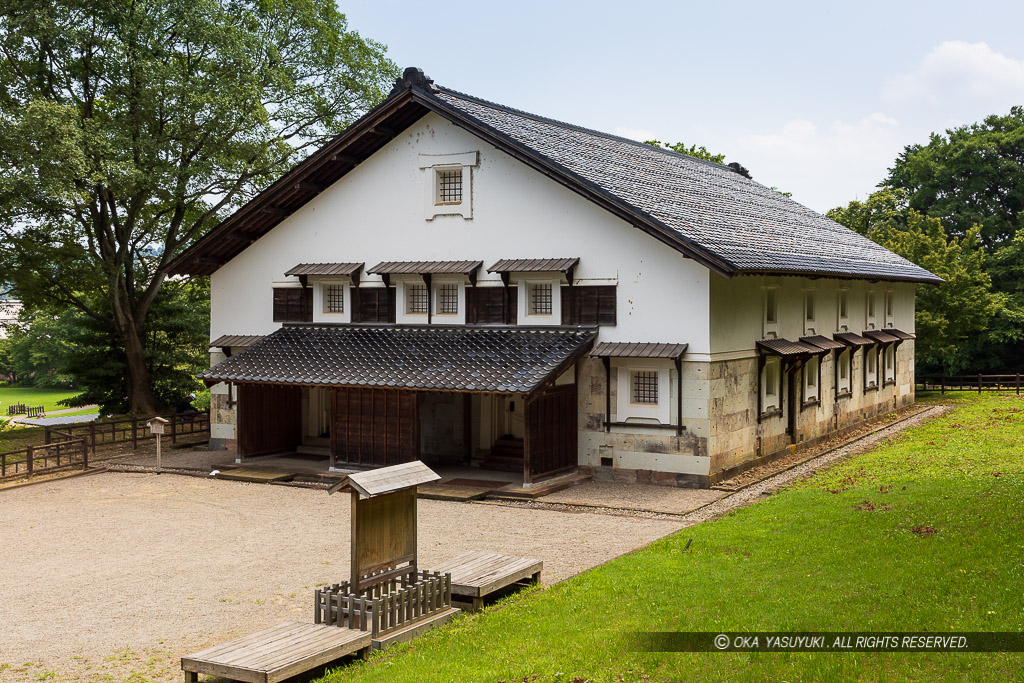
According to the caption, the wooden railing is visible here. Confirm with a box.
[1,428,88,480]
[43,411,210,456]
[917,374,1023,394]
[6,404,44,417]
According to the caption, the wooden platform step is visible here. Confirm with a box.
[216,468,296,483]
[417,484,491,502]
[181,621,370,683]
[428,551,542,611]
[487,472,591,499]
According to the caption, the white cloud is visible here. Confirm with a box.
[882,40,1024,107]
[613,126,658,142]
[734,113,906,213]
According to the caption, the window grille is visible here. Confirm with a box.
[632,371,659,404]
[765,289,777,324]
[437,283,459,314]
[436,169,462,204]
[406,283,428,314]
[325,284,345,313]
[529,282,552,315]
[840,353,849,380]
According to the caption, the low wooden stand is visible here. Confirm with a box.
[429,551,542,611]
[181,621,370,683]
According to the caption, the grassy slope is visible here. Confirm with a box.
[323,394,1024,682]
[0,386,81,413]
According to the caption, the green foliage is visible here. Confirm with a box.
[885,107,1024,247]
[319,395,1024,682]
[1,279,209,414]
[0,0,397,412]
[827,189,1002,374]
[644,139,726,164]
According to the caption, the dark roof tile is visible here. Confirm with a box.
[200,324,596,395]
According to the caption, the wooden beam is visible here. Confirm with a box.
[602,356,611,433]
[261,206,290,216]
[373,125,398,136]
[522,395,532,486]
[294,181,323,192]
[675,356,683,437]
[331,153,360,165]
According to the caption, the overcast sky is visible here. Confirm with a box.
[341,0,1024,213]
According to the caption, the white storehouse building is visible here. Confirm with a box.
[168,68,939,488]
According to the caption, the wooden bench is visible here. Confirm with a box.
[429,551,542,611]
[181,621,370,683]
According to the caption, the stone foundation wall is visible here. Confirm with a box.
[575,356,711,487]
[209,386,237,451]
[707,341,915,479]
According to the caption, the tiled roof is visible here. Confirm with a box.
[199,324,596,395]
[284,263,363,277]
[799,335,847,351]
[210,335,264,348]
[863,329,901,344]
[834,332,874,347]
[757,338,824,357]
[488,258,580,274]
[367,260,483,276]
[590,342,689,359]
[432,88,941,284]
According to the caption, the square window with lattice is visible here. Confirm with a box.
[435,168,462,204]
[324,284,344,313]
[529,282,552,315]
[406,283,428,314]
[437,283,458,314]
[632,371,659,405]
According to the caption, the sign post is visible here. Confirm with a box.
[147,417,169,473]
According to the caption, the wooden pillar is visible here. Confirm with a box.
[602,356,611,432]
[522,395,532,486]
[462,393,472,465]
[675,355,683,437]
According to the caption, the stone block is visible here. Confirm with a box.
[635,469,653,484]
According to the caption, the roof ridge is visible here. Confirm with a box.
[434,86,736,174]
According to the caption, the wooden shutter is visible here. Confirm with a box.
[467,286,518,324]
[561,285,616,326]
[273,288,312,323]
[353,287,393,323]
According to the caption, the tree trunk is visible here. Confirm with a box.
[120,323,159,416]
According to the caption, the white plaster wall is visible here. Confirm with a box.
[210,113,710,351]
[709,276,916,355]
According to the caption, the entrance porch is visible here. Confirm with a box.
[202,324,596,486]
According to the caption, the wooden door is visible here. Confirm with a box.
[524,384,577,481]
[237,383,302,457]
[332,387,418,467]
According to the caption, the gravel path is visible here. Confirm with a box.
[0,473,684,682]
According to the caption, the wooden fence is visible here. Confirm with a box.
[43,411,210,456]
[917,374,1023,394]
[6,404,44,417]
[1,428,88,479]
[314,570,452,637]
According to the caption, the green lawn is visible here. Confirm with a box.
[0,385,83,414]
[323,393,1024,682]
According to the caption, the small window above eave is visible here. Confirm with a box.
[419,151,478,220]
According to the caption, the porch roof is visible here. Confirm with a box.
[284,262,363,277]
[210,334,265,348]
[199,324,597,395]
[589,342,688,360]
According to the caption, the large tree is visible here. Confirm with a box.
[0,0,397,413]
[879,108,1024,371]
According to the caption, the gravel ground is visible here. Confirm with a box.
[0,473,684,683]
[539,480,727,514]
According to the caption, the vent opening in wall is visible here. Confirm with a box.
[600,456,613,468]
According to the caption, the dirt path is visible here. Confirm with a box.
[0,473,683,683]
